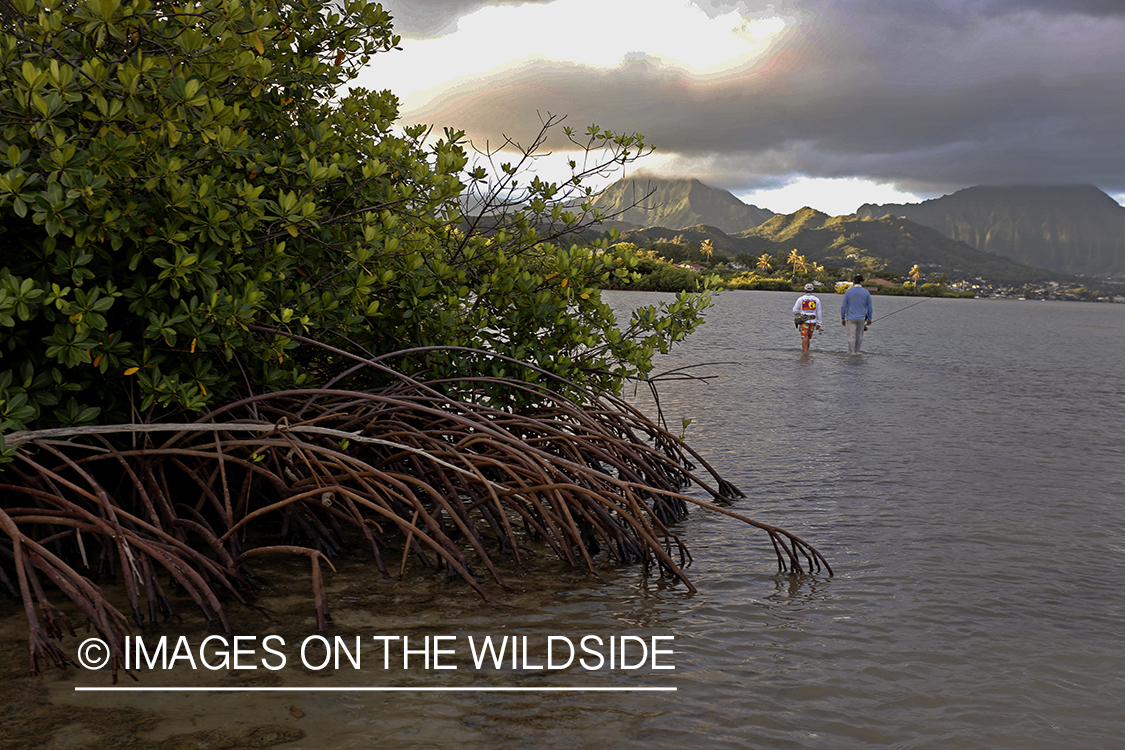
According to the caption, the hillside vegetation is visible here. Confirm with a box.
[857,185,1125,278]
[739,210,1060,284]
[619,209,1063,285]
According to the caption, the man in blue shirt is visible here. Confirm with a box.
[840,274,874,354]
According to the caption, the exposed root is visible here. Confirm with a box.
[1,352,830,676]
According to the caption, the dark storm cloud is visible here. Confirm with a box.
[976,0,1125,16]
[395,0,1125,196]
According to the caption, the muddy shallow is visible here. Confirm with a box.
[2,545,674,749]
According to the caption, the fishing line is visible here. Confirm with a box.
[876,296,931,323]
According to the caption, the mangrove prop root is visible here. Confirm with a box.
[2,354,830,677]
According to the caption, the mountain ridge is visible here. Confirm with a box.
[856,185,1125,277]
[618,211,1062,286]
[593,176,774,235]
[596,177,1124,280]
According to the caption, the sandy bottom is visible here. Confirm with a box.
[0,547,628,749]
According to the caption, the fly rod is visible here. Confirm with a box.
[875,296,931,322]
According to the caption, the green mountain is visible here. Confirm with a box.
[615,224,747,257]
[621,208,1065,285]
[740,209,1061,284]
[593,176,773,234]
[856,185,1125,278]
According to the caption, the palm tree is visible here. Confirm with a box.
[787,248,801,270]
[910,264,922,290]
[756,253,773,273]
[787,249,802,280]
[789,250,808,280]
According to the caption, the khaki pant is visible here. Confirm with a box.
[844,319,866,354]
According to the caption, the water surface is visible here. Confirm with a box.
[16,290,1125,749]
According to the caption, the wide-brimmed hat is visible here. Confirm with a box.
[804,283,815,292]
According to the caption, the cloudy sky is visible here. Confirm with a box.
[351,0,1125,215]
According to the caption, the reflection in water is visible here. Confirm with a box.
[764,574,835,609]
[12,291,1125,749]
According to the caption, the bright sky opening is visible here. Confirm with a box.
[737,178,928,217]
[354,0,786,110]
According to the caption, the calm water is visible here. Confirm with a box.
[597,290,1125,749]
[22,290,1125,748]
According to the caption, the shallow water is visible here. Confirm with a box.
[7,290,1125,749]
[598,290,1125,750]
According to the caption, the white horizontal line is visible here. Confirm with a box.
[74,686,676,693]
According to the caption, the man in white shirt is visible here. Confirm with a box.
[792,283,822,352]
